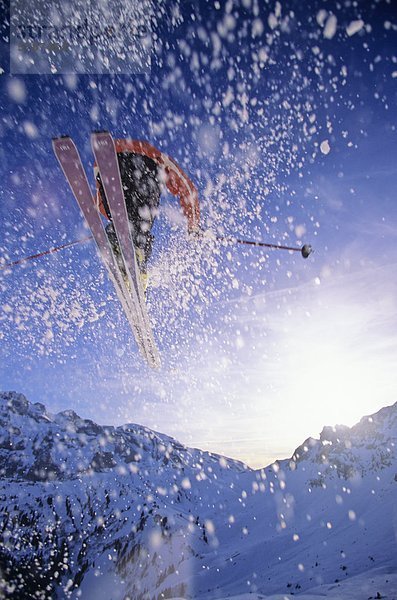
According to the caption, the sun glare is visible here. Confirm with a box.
[289,341,378,428]
[279,296,393,438]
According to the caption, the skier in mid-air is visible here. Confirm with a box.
[47,133,314,367]
[94,139,200,292]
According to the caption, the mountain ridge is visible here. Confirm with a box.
[0,391,396,599]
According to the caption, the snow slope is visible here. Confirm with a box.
[0,391,396,599]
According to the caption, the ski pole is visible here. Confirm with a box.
[214,234,312,259]
[0,235,93,271]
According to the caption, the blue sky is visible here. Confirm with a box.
[0,0,396,467]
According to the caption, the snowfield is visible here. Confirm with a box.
[0,391,396,599]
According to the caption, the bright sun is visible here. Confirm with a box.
[288,341,379,428]
[279,297,393,437]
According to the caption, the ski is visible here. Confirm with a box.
[52,136,159,368]
[90,131,161,368]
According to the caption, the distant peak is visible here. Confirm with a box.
[0,391,29,415]
[320,424,350,444]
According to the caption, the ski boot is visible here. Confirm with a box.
[106,222,149,298]
[105,222,123,268]
[135,247,149,296]
[105,222,132,290]
[135,229,153,298]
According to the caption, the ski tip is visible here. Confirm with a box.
[52,135,70,141]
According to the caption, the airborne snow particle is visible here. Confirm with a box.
[23,121,39,139]
[236,334,244,348]
[346,19,364,37]
[223,87,234,108]
[268,13,278,30]
[7,79,26,103]
[197,123,221,154]
[295,224,306,238]
[320,140,331,155]
[252,18,264,37]
[149,530,163,550]
[205,519,215,535]
[219,456,227,468]
[63,74,78,91]
[181,477,191,490]
[90,104,100,122]
[316,9,327,27]
[324,15,337,39]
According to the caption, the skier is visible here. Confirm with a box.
[94,139,200,292]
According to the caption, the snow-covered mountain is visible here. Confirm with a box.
[0,391,396,600]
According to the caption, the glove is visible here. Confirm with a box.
[188,226,204,240]
[188,227,217,242]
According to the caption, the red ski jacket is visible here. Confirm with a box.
[94,139,200,233]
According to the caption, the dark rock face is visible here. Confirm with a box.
[3,391,29,415]
[91,450,117,471]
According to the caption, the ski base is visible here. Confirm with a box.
[53,135,161,369]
